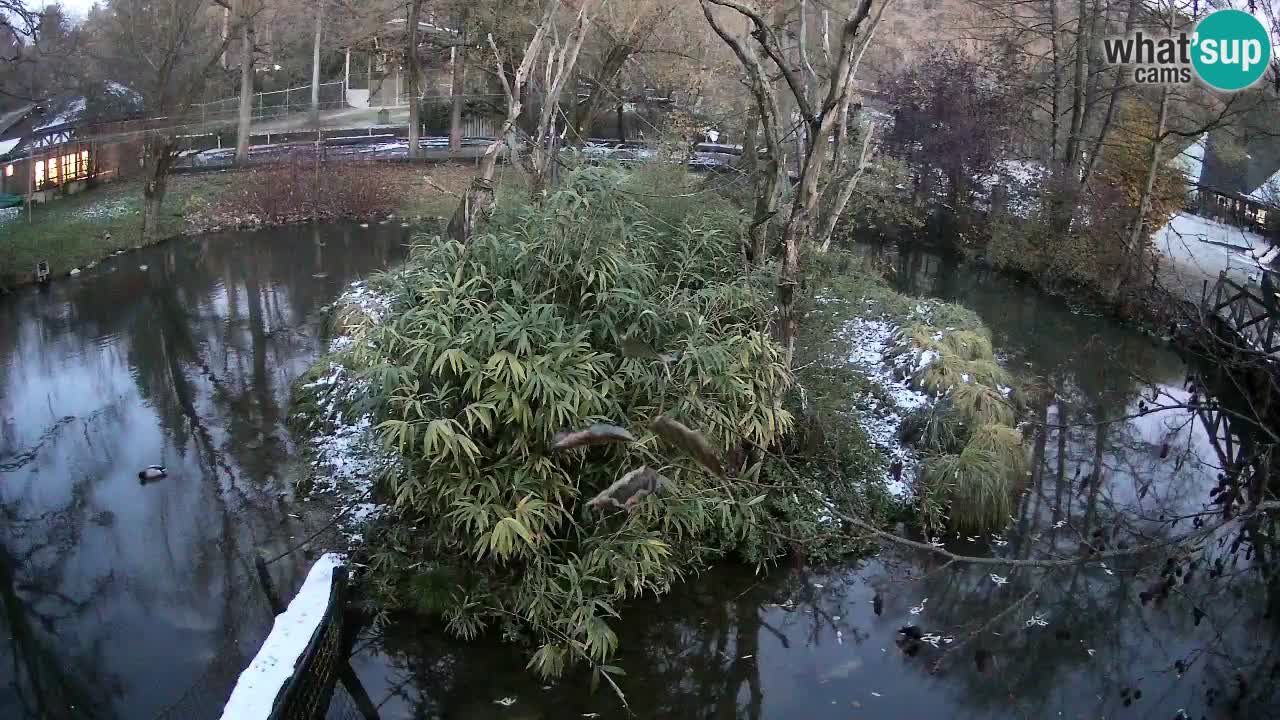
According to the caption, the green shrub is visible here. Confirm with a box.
[324,166,798,677]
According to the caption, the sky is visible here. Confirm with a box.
[38,0,94,20]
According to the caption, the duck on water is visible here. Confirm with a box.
[138,465,167,483]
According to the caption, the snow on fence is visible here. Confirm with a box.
[219,553,349,720]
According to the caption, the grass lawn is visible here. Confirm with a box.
[0,172,237,287]
[0,162,480,289]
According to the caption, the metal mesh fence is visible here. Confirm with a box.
[267,566,349,720]
[325,684,378,720]
[192,82,347,125]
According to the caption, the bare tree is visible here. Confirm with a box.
[0,1,37,82]
[700,0,887,366]
[407,0,424,159]
[445,0,593,241]
[235,0,259,164]
[448,6,469,153]
[96,0,243,242]
[310,0,324,126]
[567,1,676,143]
[446,1,555,243]
[523,0,592,196]
[0,3,80,106]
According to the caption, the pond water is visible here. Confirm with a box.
[0,223,409,720]
[5,229,1274,719]
[346,245,1279,719]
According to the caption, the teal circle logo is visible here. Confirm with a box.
[1192,10,1272,91]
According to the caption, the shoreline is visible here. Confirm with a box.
[0,164,470,293]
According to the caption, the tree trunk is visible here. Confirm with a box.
[777,212,807,368]
[817,123,876,252]
[741,109,758,174]
[1123,85,1169,287]
[448,21,467,154]
[447,177,495,243]
[310,0,323,127]
[235,3,255,165]
[571,43,633,144]
[616,100,625,143]
[1064,0,1089,169]
[447,5,556,244]
[406,0,423,160]
[141,137,176,245]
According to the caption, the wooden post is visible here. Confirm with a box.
[26,144,34,223]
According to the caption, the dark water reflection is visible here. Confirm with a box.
[0,223,408,719]
[351,245,1279,719]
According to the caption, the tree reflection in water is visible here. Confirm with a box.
[0,223,409,719]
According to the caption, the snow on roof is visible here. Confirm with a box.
[34,98,86,131]
[1247,167,1280,205]
[105,81,144,106]
[218,553,346,720]
[1179,132,1207,187]
[0,137,20,158]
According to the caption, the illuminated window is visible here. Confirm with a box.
[61,153,73,181]
[80,150,90,176]
[34,159,45,189]
[3,165,12,177]
[46,158,58,185]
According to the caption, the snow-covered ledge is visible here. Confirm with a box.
[219,553,346,720]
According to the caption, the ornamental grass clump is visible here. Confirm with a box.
[922,424,1026,532]
[898,323,1025,533]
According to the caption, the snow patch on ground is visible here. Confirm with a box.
[219,553,345,720]
[841,318,930,498]
[337,280,393,324]
[71,198,137,221]
[0,207,19,226]
[297,281,399,545]
[994,159,1046,186]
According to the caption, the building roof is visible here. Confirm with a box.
[1199,130,1280,205]
[0,104,37,137]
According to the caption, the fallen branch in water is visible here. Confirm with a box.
[815,490,1279,568]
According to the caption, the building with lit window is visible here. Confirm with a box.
[0,102,119,202]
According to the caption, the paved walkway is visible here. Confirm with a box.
[1155,212,1274,303]
[249,106,414,134]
